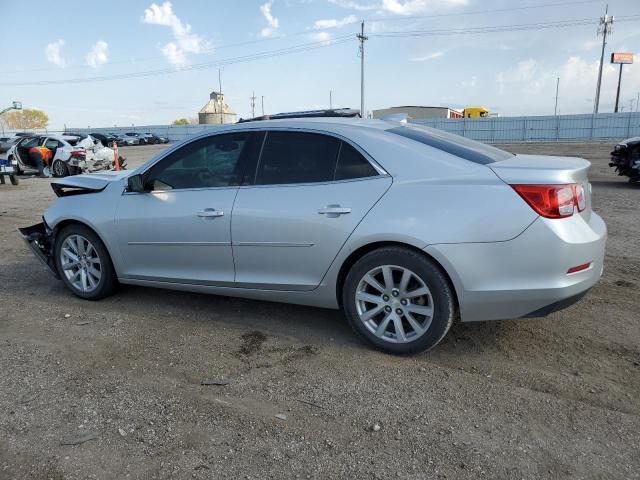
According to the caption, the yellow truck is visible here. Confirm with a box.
[462,106,489,118]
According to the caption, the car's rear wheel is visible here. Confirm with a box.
[52,160,69,178]
[343,247,455,354]
[54,225,118,300]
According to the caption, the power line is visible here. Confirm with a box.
[0,36,355,87]
[5,14,640,88]
[367,15,640,38]
[0,0,607,75]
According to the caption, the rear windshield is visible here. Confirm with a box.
[387,125,513,165]
[66,138,79,146]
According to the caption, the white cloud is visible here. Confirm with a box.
[45,39,66,67]
[328,0,377,11]
[142,1,210,65]
[310,31,333,44]
[462,76,476,88]
[85,40,109,68]
[260,1,280,38]
[409,51,444,61]
[381,0,468,15]
[494,55,640,114]
[314,14,357,29]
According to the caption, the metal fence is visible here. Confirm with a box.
[410,112,640,142]
[25,112,640,144]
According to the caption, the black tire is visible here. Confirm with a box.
[9,157,21,175]
[9,175,18,185]
[342,247,456,354]
[54,224,118,300]
[52,160,69,178]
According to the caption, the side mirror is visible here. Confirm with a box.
[127,174,145,193]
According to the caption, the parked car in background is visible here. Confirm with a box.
[125,132,147,145]
[147,133,170,144]
[0,136,20,154]
[18,117,606,354]
[110,133,138,146]
[610,136,640,184]
[139,133,159,144]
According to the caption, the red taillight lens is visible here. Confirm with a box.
[511,184,578,219]
[70,150,86,157]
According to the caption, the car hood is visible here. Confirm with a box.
[51,171,130,196]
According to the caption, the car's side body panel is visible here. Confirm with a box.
[114,187,238,285]
[33,118,607,323]
[231,176,392,290]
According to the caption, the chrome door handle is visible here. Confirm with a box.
[318,205,351,217]
[197,208,224,218]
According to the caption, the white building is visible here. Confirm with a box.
[198,91,238,124]
[372,106,463,120]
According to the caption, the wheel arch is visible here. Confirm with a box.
[51,219,118,271]
[335,241,460,311]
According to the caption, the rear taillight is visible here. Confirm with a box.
[70,150,86,157]
[511,183,585,219]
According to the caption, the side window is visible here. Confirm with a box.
[21,138,40,148]
[44,138,59,149]
[334,142,378,180]
[145,132,249,191]
[255,132,340,185]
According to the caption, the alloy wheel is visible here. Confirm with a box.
[53,161,66,177]
[60,234,102,293]
[355,265,434,343]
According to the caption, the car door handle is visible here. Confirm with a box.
[318,205,351,217]
[197,208,224,218]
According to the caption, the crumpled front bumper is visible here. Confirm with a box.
[17,222,59,278]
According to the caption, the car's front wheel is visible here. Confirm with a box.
[54,224,118,300]
[343,247,455,354]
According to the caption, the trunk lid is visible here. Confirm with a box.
[489,154,592,221]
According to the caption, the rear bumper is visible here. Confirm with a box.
[425,212,607,322]
[17,222,59,278]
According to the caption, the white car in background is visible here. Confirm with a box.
[7,134,120,177]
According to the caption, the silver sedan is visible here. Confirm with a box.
[19,118,606,354]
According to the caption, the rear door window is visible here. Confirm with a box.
[255,131,340,185]
[335,141,379,180]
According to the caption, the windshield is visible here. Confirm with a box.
[387,125,513,165]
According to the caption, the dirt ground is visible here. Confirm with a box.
[0,142,638,480]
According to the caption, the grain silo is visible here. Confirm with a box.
[198,91,238,124]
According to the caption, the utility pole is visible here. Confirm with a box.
[329,90,333,109]
[250,91,256,118]
[614,62,623,112]
[357,21,368,118]
[554,77,560,116]
[261,96,265,116]
[635,91,639,112]
[593,5,614,114]
[218,69,224,124]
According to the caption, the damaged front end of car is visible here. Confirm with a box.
[17,221,59,278]
[610,138,640,183]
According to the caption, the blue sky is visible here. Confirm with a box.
[1,0,639,129]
